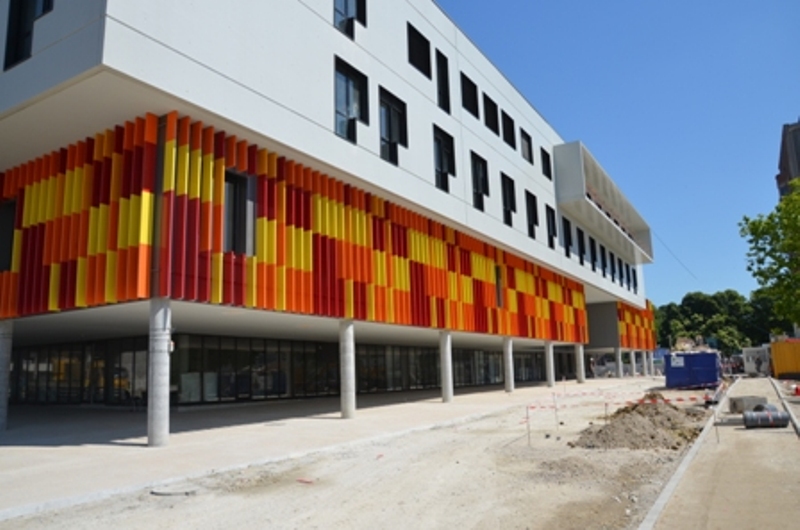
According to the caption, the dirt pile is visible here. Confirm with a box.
[570,392,708,451]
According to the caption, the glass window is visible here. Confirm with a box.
[525,190,538,239]
[577,227,586,265]
[251,338,266,399]
[521,129,533,164]
[471,152,489,211]
[562,217,572,257]
[333,0,366,38]
[4,0,53,70]
[0,200,15,271]
[600,245,607,277]
[202,336,220,402]
[379,87,407,165]
[435,50,450,113]
[589,237,597,272]
[224,171,248,254]
[460,73,479,119]
[501,111,516,148]
[545,205,557,249]
[433,125,455,192]
[501,173,516,227]
[541,148,552,180]
[407,23,431,78]
[335,57,369,143]
[483,94,499,134]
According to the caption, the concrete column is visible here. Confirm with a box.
[339,320,356,418]
[649,351,656,376]
[545,341,555,388]
[503,337,514,393]
[0,321,12,432]
[148,298,172,447]
[615,347,624,378]
[641,351,649,376]
[630,351,638,377]
[439,331,453,403]
[574,343,586,383]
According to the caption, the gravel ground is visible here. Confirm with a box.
[7,390,709,530]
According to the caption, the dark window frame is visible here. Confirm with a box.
[618,257,624,286]
[0,199,16,272]
[333,0,366,38]
[520,129,533,164]
[562,217,572,257]
[379,87,407,165]
[525,191,538,239]
[500,173,516,227]
[433,125,456,193]
[5,0,54,70]
[576,227,585,265]
[541,148,552,180]
[501,111,516,149]
[460,73,479,119]
[589,237,597,272]
[609,251,616,281]
[470,152,489,211]
[224,171,249,255]
[483,94,499,134]
[407,23,431,78]
[545,205,557,250]
[435,50,450,113]
[600,245,607,277]
[334,57,369,143]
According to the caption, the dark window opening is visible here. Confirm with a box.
[541,148,552,180]
[495,265,503,308]
[379,87,407,165]
[335,57,368,143]
[501,173,516,227]
[501,111,516,148]
[589,237,597,272]
[632,268,638,294]
[521,129,533,164]
[435,50,450,113]
[471,152,489,211]
[407,23,431,78]
[618,257,624,286]
[576,228,585,265]
[224,172,249,255]
[625,263,631,289]
[460,73,479,118]
[483,94,499,134]
[562,217,572,257]
[525,191,538,239]
[609,251,616,281]
[5,0,53,70]
[433,125,455,193]
[545,205,557,250]
[334,0,366,38]
[0,200,16,271]
[600,245,607,277]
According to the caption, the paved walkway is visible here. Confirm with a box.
[649,377,800,530]
[0,377,660,522]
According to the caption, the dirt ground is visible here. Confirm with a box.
[8,391,709,530]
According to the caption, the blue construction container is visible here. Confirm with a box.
[665,351,720,389]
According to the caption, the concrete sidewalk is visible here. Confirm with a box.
[0,377,661,522]
[650,377,800,530]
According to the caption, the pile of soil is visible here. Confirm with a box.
[570,392,708,451]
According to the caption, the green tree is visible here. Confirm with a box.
[740,180,800,325]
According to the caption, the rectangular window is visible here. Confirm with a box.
[521,129,533,164]
[541,148,552,180]
[609,251,616,281]
[562,217,572,257]
[576,227,585,265]
[600,245,607,277]
[501,111,516,148]
[589,237,597,272]
[618,257,624,286]
[407,23,431,78]
[334,0,366,38]
[632,268,638,294]
[461,73,479,119]
[471,152,489,211]
[545,205,557,250]
[379,87,407,165]
[0,200,16,271]
[501,173,516,227]
[433,125,455,193]
[435,50,450,113]
[335,57,369,143]
[483,94,499,134]
[625,263,631,289]
[525,191,538,239]
[224,171,248,255]
[5,0,53,70]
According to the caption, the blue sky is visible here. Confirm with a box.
[434,0,800,307]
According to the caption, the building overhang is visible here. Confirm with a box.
[553,141,653,264]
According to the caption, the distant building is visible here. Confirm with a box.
[776,119,800,198]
